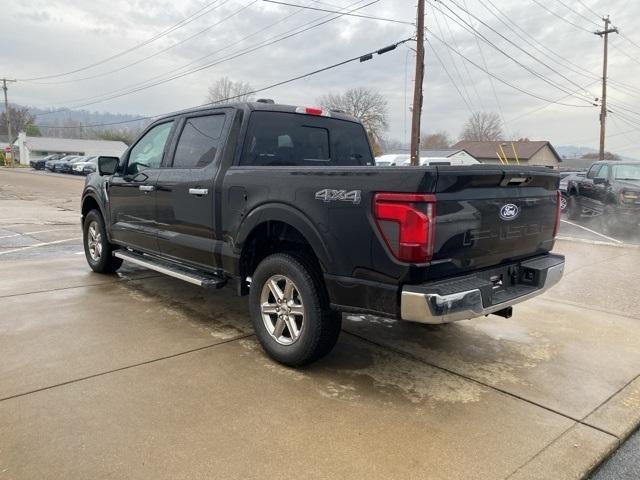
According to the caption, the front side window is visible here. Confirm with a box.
[173,114,226,169]
[127,121,173,175]
[586,164,601,179]
[595,165,609,179]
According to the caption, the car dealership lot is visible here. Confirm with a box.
[1,168,639,479]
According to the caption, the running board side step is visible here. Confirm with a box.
[113,250,226,289]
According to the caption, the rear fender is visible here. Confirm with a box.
[235,203,333,272]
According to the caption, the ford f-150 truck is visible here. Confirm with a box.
[81,101,565,366]
[566,160,640,235]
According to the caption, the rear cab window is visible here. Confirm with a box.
[171,113,227,169]
[240,111,374,167]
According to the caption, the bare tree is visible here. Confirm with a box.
[460,112,503,141]
[317,87,389,147]
[0,106,38,139]
[206,77,254,104]
[421,131,451,149]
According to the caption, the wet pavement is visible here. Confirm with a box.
[1,168,639,479]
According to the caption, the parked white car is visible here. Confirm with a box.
[72,156,99,175]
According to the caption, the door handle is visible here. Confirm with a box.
[188,188,209,196]
[139,185,155,192]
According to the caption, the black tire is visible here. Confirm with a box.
[83,209,123,273]
[567,195,581,220]
[249,253,341,367]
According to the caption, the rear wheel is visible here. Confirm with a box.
[83,210,123,273]
[567,195,581,220]
[249,253,341,367]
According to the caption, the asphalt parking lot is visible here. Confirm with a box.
[1,167,639,479]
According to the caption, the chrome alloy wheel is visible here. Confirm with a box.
[260,275,305,345]
[87,220,103,261]
[559,194,568,212]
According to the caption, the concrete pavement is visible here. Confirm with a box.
[1,168,639,479]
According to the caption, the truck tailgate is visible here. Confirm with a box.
[429,165,559,279]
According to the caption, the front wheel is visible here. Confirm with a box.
[83,210,123,273]
[249,253,341,367]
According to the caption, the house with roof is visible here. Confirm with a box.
[13,132,128,166]
[451,140,562,168]
[421,148,477,163]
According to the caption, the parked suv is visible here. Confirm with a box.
[81,102,564,366]
[566,161,640,234]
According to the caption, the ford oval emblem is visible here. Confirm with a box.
[499,204,520,221]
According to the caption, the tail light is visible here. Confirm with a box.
[553,190,561,238]
[373,193,436,263]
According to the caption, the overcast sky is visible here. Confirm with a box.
[3,0,640,154]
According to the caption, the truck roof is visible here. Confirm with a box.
[162,101,360,124]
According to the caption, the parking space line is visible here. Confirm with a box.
[0,237,81,256]
[560,219,623,244]
[0,227,79,240]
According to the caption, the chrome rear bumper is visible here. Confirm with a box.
[400,255,565,324]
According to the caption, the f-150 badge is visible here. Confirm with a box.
[315,189,361,204]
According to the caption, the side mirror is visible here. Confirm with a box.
[98,156,119,176]
[593,177,607,185]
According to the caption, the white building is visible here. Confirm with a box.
[13,132,128,166]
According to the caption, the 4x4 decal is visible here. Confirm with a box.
[315,189,362,204]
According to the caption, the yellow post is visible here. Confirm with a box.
[498,144,510,165]
[510,142,521,165]
[495,151,505,164]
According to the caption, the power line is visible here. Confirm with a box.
[575,0,601,20]
[477,0,640,102]
[507,80,600,123]
[460,0,507,132]
[262,0,414,25]
[26,0,256,86]
[35,0,338,108]
[17,0,227,81]
[425,38,473,114]
[431,9,475,110]
[445,0,597,102]
[34,0,380,117]
[555,0,601,28]
[36,37,412,130]
[430,0,597,105]
[529,0,594,34]
[427,29,596,108]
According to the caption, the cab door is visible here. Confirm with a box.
[592,164,610,210]
[155,112,229,269]
[107,121,175,253]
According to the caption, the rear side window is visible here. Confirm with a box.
[172,114,226,168]
[240,111,373,166]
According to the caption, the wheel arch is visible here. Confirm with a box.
[236,204,333,288]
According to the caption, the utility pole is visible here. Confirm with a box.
[410,0,425,166]
[595,16,618,161]
[2,78,17,167]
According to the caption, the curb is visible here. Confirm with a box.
[508,378,640,479]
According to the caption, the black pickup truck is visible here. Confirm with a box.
[81,101,565,366]
[566,160,640,234]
